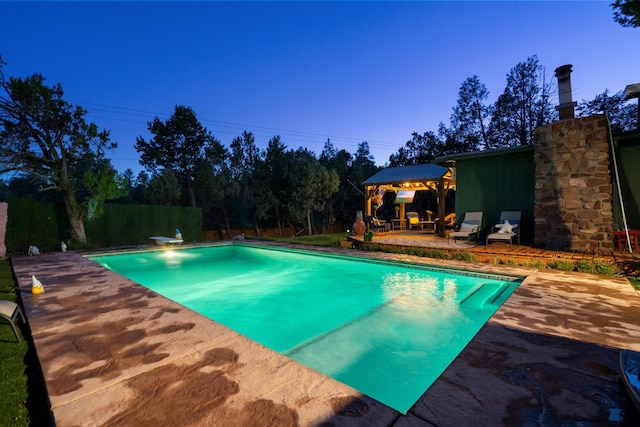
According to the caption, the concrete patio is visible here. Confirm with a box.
[11,241,640,426]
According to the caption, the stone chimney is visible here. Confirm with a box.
[555,64,577,120]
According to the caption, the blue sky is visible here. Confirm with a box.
[1,1,638,174]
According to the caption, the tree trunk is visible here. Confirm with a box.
[252,213,261,238]
[275,205,284,238]
[186,179,197,208]
[218,201,232,238]
[62,189,87,244]
[306,211,312,236]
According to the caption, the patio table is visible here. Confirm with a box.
[419,221,435,233]
[391,218,406,230]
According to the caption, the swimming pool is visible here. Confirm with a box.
[89,244,522,414]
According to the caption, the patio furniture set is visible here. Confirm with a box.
[368,210,633,251]
[447,211,521,249]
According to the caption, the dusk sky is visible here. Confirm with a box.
[1,1,638,174]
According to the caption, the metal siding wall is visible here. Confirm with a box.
[613,141,640,230]
[455,150,535,243]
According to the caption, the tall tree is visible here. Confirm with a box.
[319,139,353,232]
[288,148,339,235]
[350,141,380,182]
[576,89,638,133]
[449,75,491,150]
[82,167,128,219]
[229,131,264,235]
[135,105,220,207]
[388,131,441,166]
[197,138,235,235]
[0,59,121,243]
[132,171,150,203]
[263,135,292,236]
[147,169,181,206]
[611,0,640,27]
[487,55,555,147]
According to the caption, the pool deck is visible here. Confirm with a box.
[11,241,640,426]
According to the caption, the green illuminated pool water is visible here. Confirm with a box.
[89,244,521,414]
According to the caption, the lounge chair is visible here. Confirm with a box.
[406,212,420,230]
[486,211,521,249]
[449,211,483,244]
[0,300,26,343]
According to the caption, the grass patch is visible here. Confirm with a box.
[0,259,51,427]
[629,277,640,290]
[0,259,30,426]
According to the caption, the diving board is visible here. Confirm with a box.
[150,236,184,246]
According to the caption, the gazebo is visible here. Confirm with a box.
[362,163,455,237]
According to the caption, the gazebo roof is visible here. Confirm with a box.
[362,163,454,237]
[363,163,451,186]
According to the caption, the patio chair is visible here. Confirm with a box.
[406,212,420,230]
[448,211,483,244]
[366,216,387,234]
[0,300,26,343]
[441,213,456,229]
[486,211,521,249]
[434,212,456,232]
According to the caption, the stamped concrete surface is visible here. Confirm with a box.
[11,243,640,426]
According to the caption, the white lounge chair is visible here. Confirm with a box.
[0,300,26,343]
[486,211,521,249]
[449,211,483,244]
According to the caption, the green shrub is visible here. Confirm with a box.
[6,197,202,254]
[575,259,619,275]
[521,259,547,269]
[424,249,449,259]
[575,259,596,273]
[451,251,477,262]
[363,242,382,251]
[405,247,425,257]
[594,260,619,275]
[548,259,575,271]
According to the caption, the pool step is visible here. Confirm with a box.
[284,299,395,358]
[459,283,510,308]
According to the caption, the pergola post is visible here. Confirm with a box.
[437,178,446,237]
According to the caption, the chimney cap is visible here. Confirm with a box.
[554,64,573,78]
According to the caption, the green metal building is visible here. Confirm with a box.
[435,146,535,244]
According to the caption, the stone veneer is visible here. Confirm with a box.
[534,114,613,251]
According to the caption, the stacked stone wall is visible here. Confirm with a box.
[534,115,613,251]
